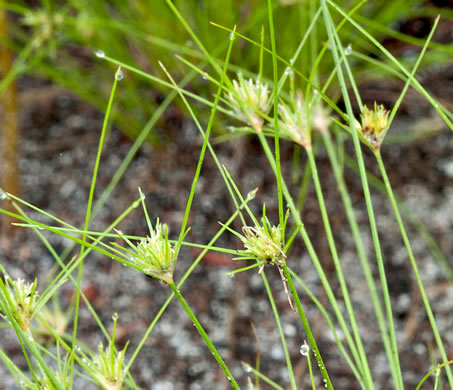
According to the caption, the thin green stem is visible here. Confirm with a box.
[267,0,284,226]
[322,131,393,378]
[375,151,453,386]
[173,27,235,259]
[343,153,453,282]
[320,1,404,387]
[306,344,316,390]
[243,363,285,390]
[160,53,249,228]
[282,264,333,390]
[415,361,453,390]
[256,131,362,379]
[288,267,364,387]
[260,271,297,390]
[296,159,312,212]
[306,148,373,387]
[71,67,120,382]
[169,282,239,389]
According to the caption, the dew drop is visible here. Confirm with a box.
[227,376,231,381]
[284,67,293,76]
[243,364,252,373]
[300,343,309,356]
[227,272,235,278]
[345,43,352,56]
[202,72,208,80]
[0,189,7,200]
[115,69,124,81]
[95,49,105,58]
[229,32,235,41]
[112,312,118,321]
[246,190,256,200]
[140,191,146,200]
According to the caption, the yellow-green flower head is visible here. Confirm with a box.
[90,343,128,390]
[0,277,39,333]
[133,220,176,284]
[22,10,64,47]
[227,73,271,132]
[278,93,311,149]
[357,102,390,151]
[240,220,286,264]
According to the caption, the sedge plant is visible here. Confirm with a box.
[1,1,453,389]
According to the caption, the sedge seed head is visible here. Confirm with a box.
[132,220,176,284]
[89,343,128,390]
[226,74,271,132]
[0,277,39,333]
[239,218,286,264]
[357,102,390,151]
[278,93,311,149]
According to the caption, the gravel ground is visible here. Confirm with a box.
[0,71,453,390]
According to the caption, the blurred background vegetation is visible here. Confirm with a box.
[3,0,453,142]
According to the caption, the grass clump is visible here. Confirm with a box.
[1,1,453,389]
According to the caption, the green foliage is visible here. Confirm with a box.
[1,1,453,389]
[7,0,451,141]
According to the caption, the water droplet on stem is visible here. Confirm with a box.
[95,49,105,58]
[115,69,124,81]
[243,364,252,373]
[246,190,256,200]
[300,343,310,356]
[345,43,352,56]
